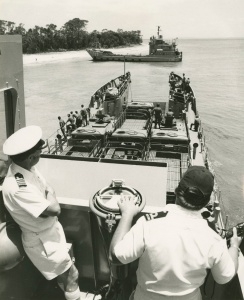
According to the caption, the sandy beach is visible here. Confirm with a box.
[23,50,87,65]
[23,43,145,66]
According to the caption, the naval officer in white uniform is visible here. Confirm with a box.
[110,166,243,300]
[2,126,81,300]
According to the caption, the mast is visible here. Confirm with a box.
[124,56,126,76]
[157,26,161,38]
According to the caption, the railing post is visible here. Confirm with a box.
[46,139,50,153]
[54,139,58,154]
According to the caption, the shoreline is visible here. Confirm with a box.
[23,49,86,65]
[23,43,142,66]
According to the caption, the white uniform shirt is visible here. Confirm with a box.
[2,163,56,232]
[114,204,235,299]
[2,163,72,280]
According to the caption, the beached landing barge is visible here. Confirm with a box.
[86,26,182,62]
[0,35,243,300]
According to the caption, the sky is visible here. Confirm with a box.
[0,0,244,39]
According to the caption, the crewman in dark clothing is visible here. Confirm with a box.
[194,115,200,132]
[181,73,186,92]
[169,72,176,90]
[185,78,191,94]
[153,104,162,129]
[190,115,200,132]
[80,105,88,126]
[165,108,174,127]
[76,114,82,128]
[171,80,176,90]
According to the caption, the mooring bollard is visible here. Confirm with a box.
[193,143,198,159]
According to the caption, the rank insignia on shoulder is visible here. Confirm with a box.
[15,173,27,188]
[144,211,168,221]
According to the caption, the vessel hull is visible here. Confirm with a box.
[87,53,182,62]
[86,48,182,62]
[92,55,182,62]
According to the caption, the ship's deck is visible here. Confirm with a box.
[30,76,244,300]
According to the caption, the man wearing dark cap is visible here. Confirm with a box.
[153,104,163,129]
[2,126,82,300]
[110,166,243,300]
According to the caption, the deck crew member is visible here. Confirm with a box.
[94,92,100,109]
[110,166,243,300]
[190,115,201,132]
[181,73,186,92]
[76,113,83,128]
[70,111,76,119]
[2,126,82,300]
[86,107,91,120]
[58,116,66,138]
[80,105,88,127]
[185,78,191,94]
[94,91,102,109]
[169,72,176,90]
[153,104,163,129]
[67,113,76,130]
[165,108,174,127]
[70,112,77,127]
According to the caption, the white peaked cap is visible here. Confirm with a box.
[3,125,42,156]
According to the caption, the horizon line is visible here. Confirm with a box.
[143,37,244,40]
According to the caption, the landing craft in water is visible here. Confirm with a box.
[86,26,182,62]
[0,35,244,300]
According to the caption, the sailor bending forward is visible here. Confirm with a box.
[2,126,81,300]
[110,166,242,300]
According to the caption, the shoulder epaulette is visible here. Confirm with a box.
[144,211,168,221]
[15,173,27,188]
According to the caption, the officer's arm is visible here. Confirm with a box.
[109,212,135,263]
[109,196,141,263]
[228,227,242,273]
[41,190,61,217]
[211,228,242,284]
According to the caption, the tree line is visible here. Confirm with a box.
[0,18,142,54]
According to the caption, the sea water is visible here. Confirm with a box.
[23,39,244,226]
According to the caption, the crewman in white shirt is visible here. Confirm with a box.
[110,166,243,300]
[2,126,82,300]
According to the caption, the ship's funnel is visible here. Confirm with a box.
[193,143,198,159]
